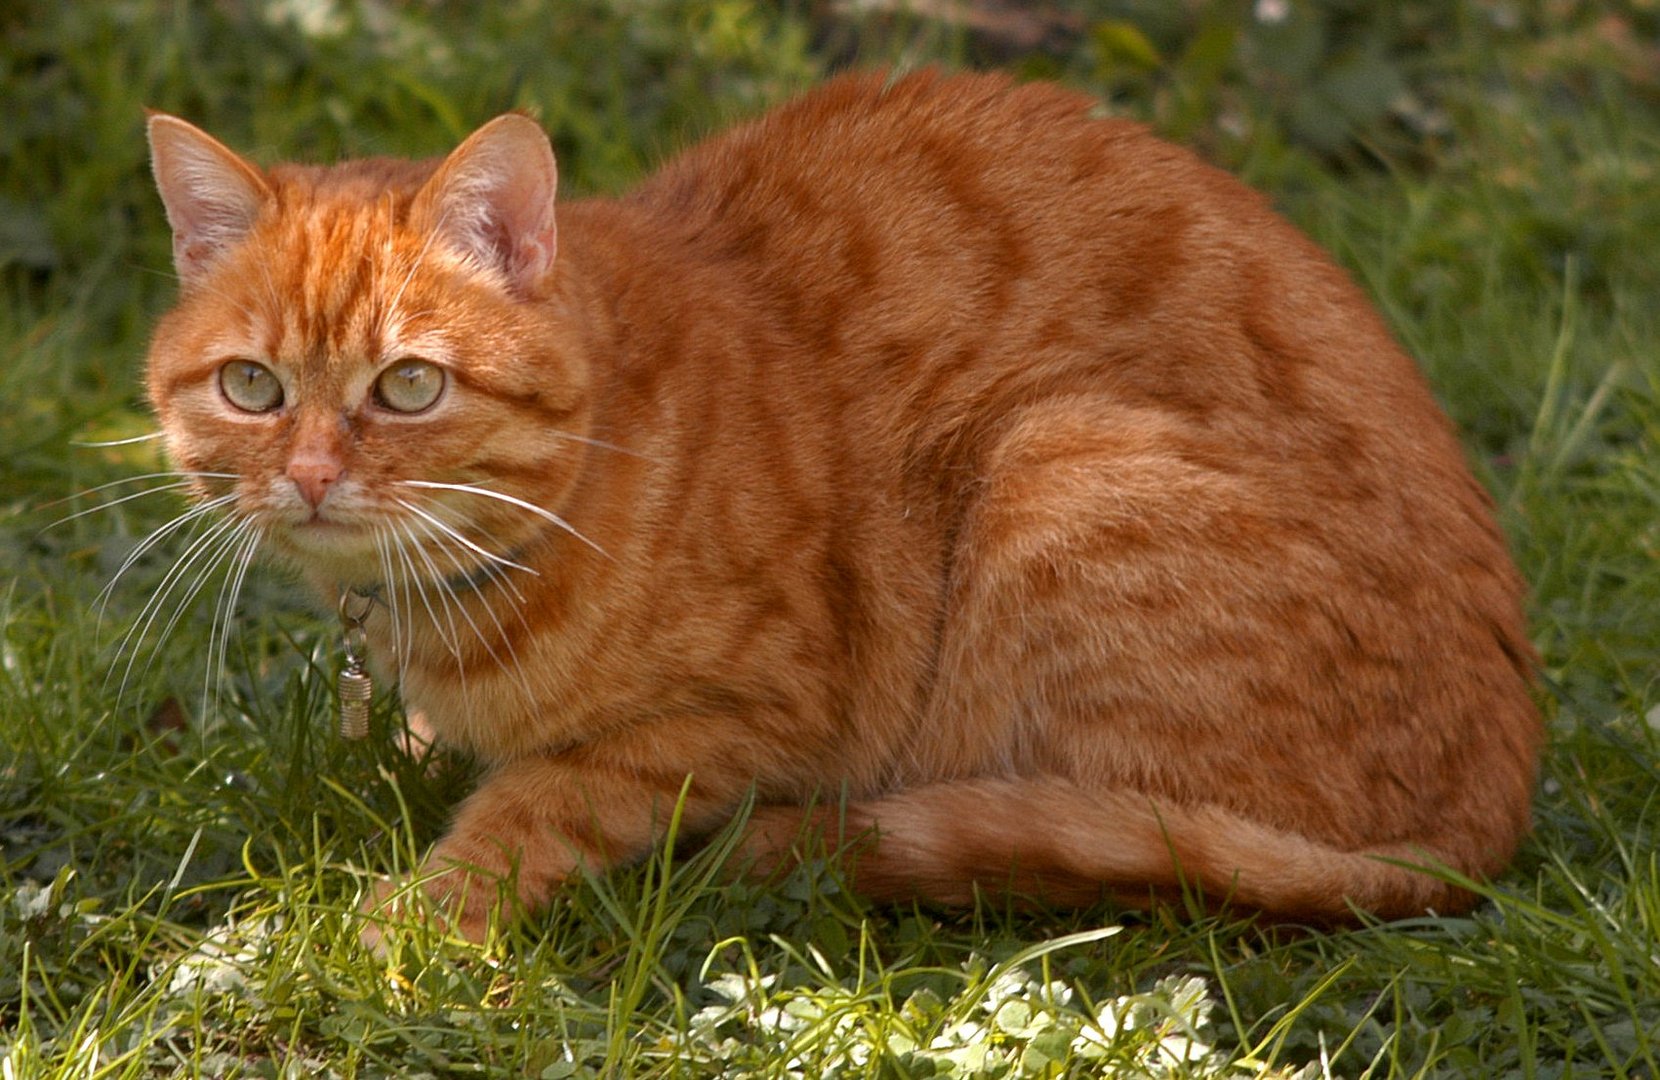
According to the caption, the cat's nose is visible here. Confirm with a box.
[287,453,343,508]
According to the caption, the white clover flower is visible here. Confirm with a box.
[755,1002,810,1034]
[702,969,777,1004]
[688,1002,736,1031]
[12,879,52,920]
[1073,974,1222,1075]
[262,0,347,39]
[1254,0,1291,24]
[163,914,281,999]
[1042,979,1075,1008]
[929,1018,986,1051]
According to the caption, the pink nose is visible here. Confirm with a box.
[287,454,343,508]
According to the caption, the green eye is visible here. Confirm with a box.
[374,358,445,413]
[218,359,283,413]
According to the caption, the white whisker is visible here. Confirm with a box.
[405,524,468,640]
[400,520,474,709]
[390,526,419,668]
[412,500,535,642]
[132,516,246,677]
[417,498,533,612]
[403,509,538,705]
[371,525,410,688]
[391,520,462,663]
[398,479,609,559]
[70,431,167,448]
[394,497,537,576]
[43,480,204,530]
[546,429,659,462]
[202,523,263,721]
[38,470,237,515]
[112,513,245,706]
[95,494,240,619]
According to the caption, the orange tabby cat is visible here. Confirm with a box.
[143,70,1540,941]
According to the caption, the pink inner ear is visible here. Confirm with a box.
[147,114,270,284]
[422,115,559,292]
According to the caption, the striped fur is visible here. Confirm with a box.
[144,71,1541,941]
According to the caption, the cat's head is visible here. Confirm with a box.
[143,113,593,588]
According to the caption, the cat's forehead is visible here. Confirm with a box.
[243,173,449,365]
[269,156,440,203]
[259,158,438,263]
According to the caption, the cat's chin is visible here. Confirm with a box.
[271,521,381,579]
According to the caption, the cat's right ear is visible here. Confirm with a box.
[146,111,272,286]
[412,114,558,295]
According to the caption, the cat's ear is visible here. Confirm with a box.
[146,111,272,286]
[414,114,558,294]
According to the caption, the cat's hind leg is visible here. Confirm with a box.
[783,394,1533,920]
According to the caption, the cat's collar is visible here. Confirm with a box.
[346,544,531,609]
[328,549,519,741]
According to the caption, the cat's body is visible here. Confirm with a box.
[145,70,1540,938]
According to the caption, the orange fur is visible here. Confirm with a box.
[144,71,1541,940]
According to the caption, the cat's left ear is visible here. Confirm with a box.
[415,114,558,294]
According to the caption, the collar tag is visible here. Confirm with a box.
[337,587,375,740]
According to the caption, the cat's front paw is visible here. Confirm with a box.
[357,848,520,950]
[393,709,453,775]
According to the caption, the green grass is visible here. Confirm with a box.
[3,1,1659,1076]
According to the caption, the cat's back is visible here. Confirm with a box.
[627,70,1412,410]
[637,67,1200,247]
[617,70,1462,485]
[632,68,1218,312]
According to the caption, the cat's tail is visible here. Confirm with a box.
[739,777,1494,921]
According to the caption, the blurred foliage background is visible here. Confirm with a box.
[5,0,1658,335]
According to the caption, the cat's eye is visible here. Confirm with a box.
[218,359,283,413]
[374,358,445,414]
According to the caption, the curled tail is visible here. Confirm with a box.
[741,777,1491,921]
